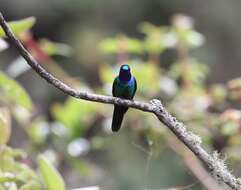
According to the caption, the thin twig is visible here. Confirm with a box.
[0,12,240,189]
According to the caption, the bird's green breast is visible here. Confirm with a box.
[113,77,135,99]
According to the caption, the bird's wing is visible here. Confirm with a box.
[131,77,137,99]
[112,77,117,97]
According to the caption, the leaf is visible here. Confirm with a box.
[139,22,157,34]
[51,98,100,137]
[139,22,170,53]
[0,71,32,111]
[99,64,115,85]
[37,155,65,190]
[99,35,142,54]
[0,17,36,38]
[171,15,204,48]
[209,84,227,104]
[39,39,73,57]
[71,186,100,190]
[19,181,42,190]
[99,38,118,53]
[27,118,50,145]
[169,59,209,86]
[16,163,39,184]
[132,62,160,96]
[0,108,11,145]
[221,120,239,136]
[0,174,16,183]
[228,77,241,90]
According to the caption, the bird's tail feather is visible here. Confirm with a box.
[111,105,128,132]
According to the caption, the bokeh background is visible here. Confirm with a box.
[0,0,241,190]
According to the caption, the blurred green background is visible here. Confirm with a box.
[0,1,241,190]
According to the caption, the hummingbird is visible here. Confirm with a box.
[111,64,137,132]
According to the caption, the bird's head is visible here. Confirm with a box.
[119,64,131,82]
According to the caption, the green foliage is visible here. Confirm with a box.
[0,108,11,145]
[0,146,41,190]
[38,155,65,190]
[0,71,32,111]
[0,17,36,38]
[99,34,143,54]
[169,59,209,86]
[39,39,73,57]
[228,77,241,89]
[139,22,172,53]
[220,120,239,136]
[99,16,204,56]
[27,118,50,145]
[51,98,101,137]
[209,84,227,104]
[0,65,67,189]
[171,14,204,48]
[131,63,160,95]
[0,145,67,190]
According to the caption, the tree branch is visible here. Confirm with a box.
[0,12,240,189]
[166,132,224,190]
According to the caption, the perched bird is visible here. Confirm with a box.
[111,64,137,132]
